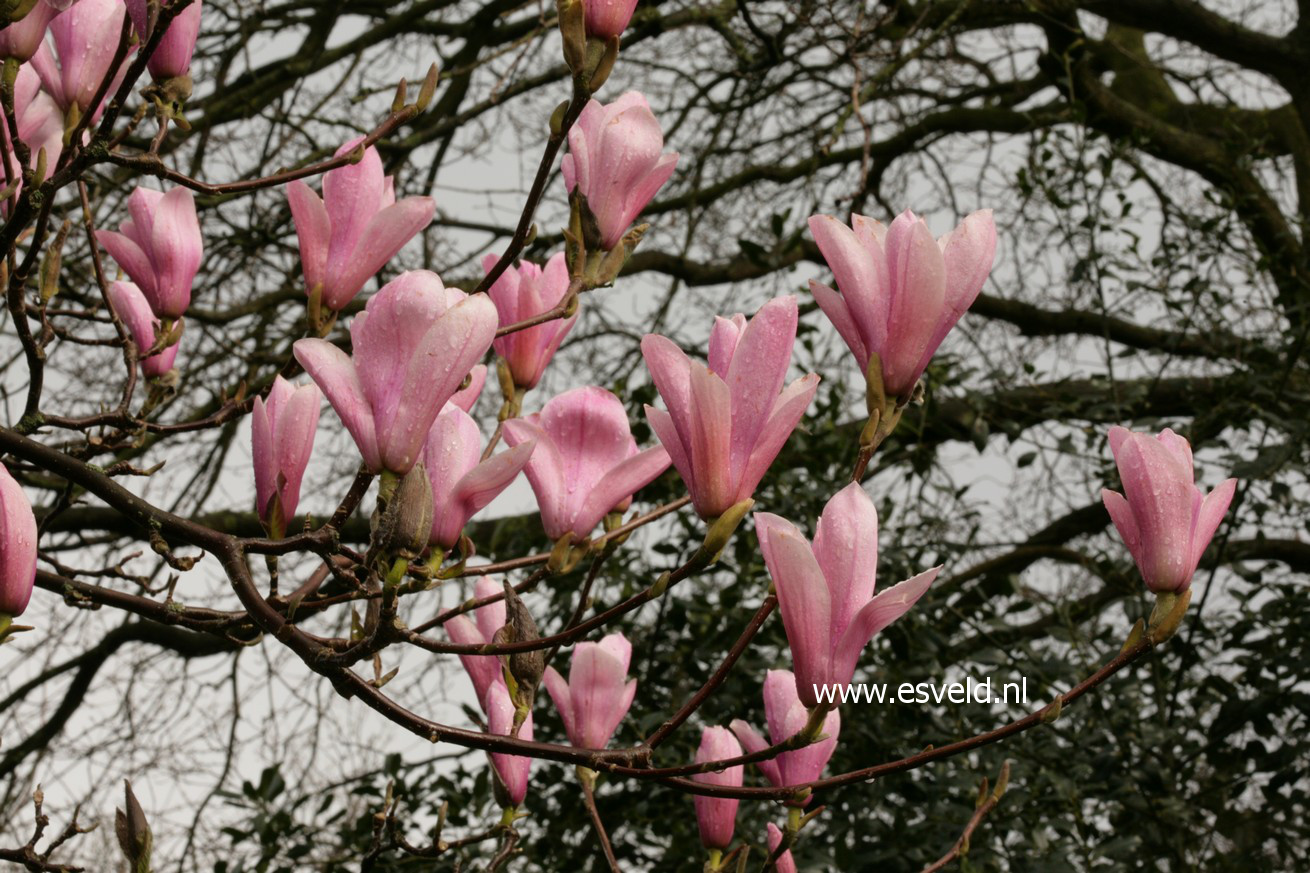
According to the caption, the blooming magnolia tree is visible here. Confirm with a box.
[0,0,1301,870]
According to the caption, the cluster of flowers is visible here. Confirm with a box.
[2,0,204,370]
[0,0,1238,865]
[0,0,205,621]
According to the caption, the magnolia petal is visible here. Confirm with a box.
[96,229,157,301]
[831,566,938,689]
[505,417,571,540]
[323,140,386,277]
[1188,478,1237,580]
[148,186,201,318]
[330,196,435,311]
[1114,432,1197,590]
[644,405,693,497]
[471,576,506,643]
[734,373,819,501]
[569,644,629,749]
[448,364,487,413]
[1102,488,1140,553]
[445,440,535,544]
[728,719,781,787]
[272,382,321,521]
[251,396,275,520]
[286,180,330,296]
[1155,427,1195,475]
[914,209,995,379]
[614,150,678,248]
[809,213,888,354]
[767,823,798,873]
[378,293,497,474]
[293,338,381,472]
[641,333,694,442]
[809,278,869,372]
[572,444,670,539]
[724,296,797,478]
[811,482,879,643]
[688,365,733,515]
[783,705,840,793]
[446,614,500,710]
[707,314,746,380]
[757,519,833,708]
[882,213,947,397]
[0,463,37,617]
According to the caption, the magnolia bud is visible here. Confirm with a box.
[557,0,587,75]
[373,463,434,562]
[584,35,619,92]
[1,0,40,25]
[1148,587,1192,643]
[115,780,153,873]
[416,63,439,110]
[499,582,545,710]
[694,498,754,567]
[592,222,646,285]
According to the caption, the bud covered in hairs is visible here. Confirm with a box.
[115,780,153,873]
[373,464,434,561]
[496,582,546,709]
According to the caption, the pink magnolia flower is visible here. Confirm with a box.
[251,375,320,533]
[286,139,435,312]
[107,280,180,378]
[808,209,996,400]
[444,576,505,709]
[561,91,678,250]
[766,823,797,873]
[95,186,202,319]
[484,678,534,808]
[642,295,819,520]
[421,404,534,550]
[127,0,202,81]
[543,632,637,749]
[31,0,132,116]
[693,726,742,850]
[0,461,37,619]
[1,67,63,210]
[0,0,61,62]
[730,670,840,804]
[9,64,62,158]
[1102,426,1237,593]
[484,252,577,390]
[502,386,670,542]
[583,0,637,38]
[448,364,486,413]
[756,482,939,708]
[293,271,498,475]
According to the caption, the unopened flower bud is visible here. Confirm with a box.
[557,0,587,74]
[498,582,545,711]
[416,63,438,110]
[373,463,434,561]
[115,780,153,873]
[592,222,646,286]
[694,498,753,566]
[585,34,619,92]
[1,1,42,27]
